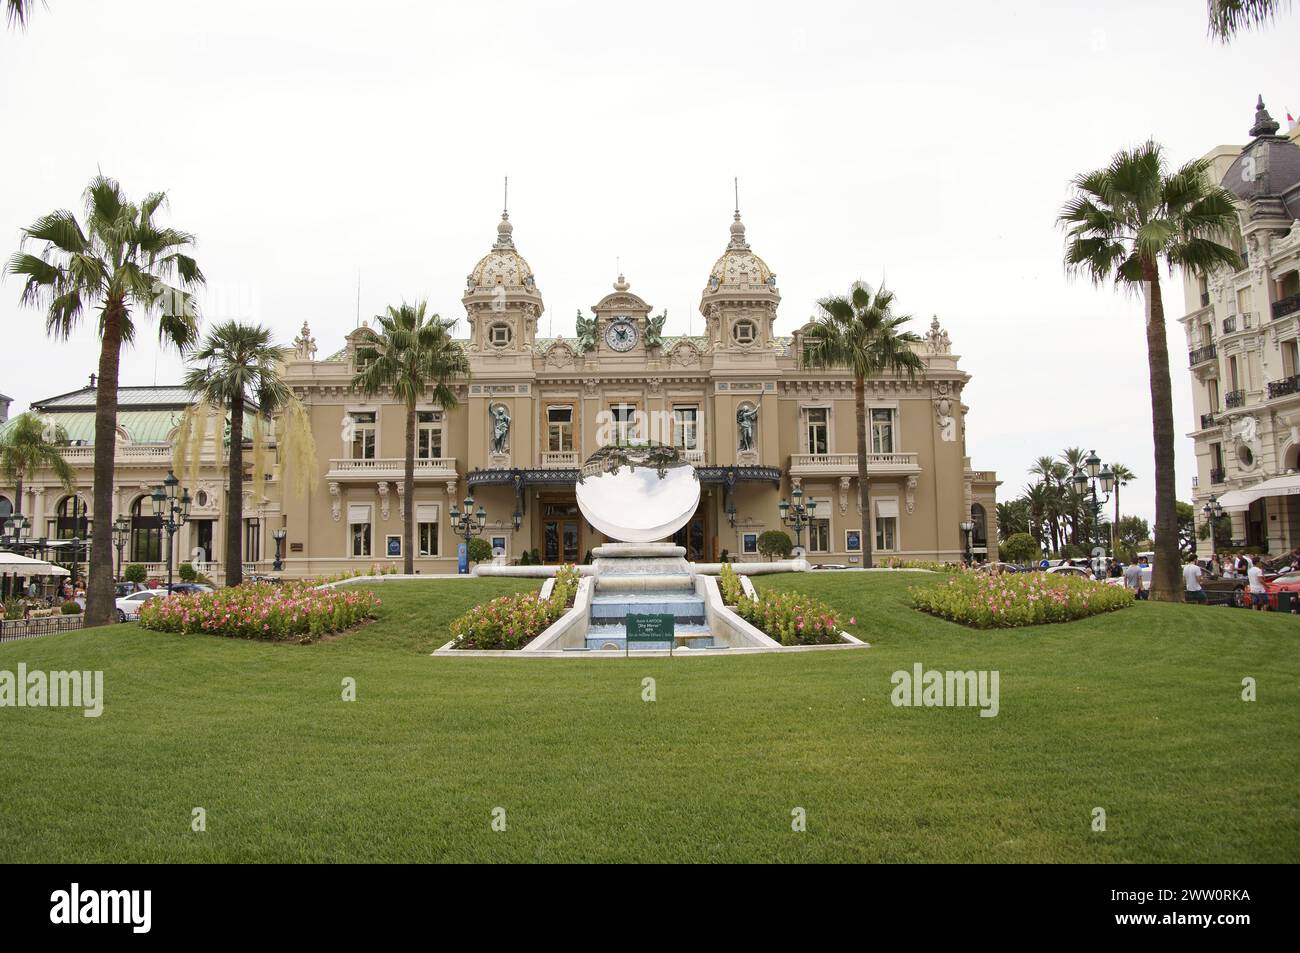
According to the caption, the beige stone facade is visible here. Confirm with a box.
[1182,100,1300,554]
[2,207,999,578]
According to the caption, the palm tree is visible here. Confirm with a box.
[1207,1,1293,39]
[0,412,75,512]
[183,322,291,588]
[1060,143,1241,599]
[5,0,41,28]
[1108,463,1137,554]
[10,175,203,624]
[802,281,924,568]
[1059,447,1087,546]
[352,301,468,574]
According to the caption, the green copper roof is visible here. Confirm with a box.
[0,408,257,445]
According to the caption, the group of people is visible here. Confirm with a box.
[1181,550,1296,610]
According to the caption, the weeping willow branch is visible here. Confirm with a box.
[279,397,317,500]
[252,412,267,496]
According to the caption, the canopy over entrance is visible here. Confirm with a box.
[1215,474,1300,512]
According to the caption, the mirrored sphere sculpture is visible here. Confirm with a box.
[575,445,701,543]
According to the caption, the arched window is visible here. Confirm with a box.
[971,503,988,548]
[130,496,163,562]
[56,494,89,539]
[0,496,12,519]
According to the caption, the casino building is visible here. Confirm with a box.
[2,205,999,577]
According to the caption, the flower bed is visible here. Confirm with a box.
[881,557,959,572]
[911,569,1133,628]
[733,587,853,646]
[449,565,581,650]
[718,563,745,605]
[138,583,381,642]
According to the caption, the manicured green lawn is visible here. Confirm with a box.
[0,572,1295,863]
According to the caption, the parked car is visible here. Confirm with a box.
[115,589,164,622]
[1046,565,1094,579]
[1261,572,1300,610]
[811,563,850,571]
[976,562,1027,574]
[165,583,214,595]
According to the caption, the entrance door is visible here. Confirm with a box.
[193,520,214,564]
[673,512,706,561]
[542,500,581,563]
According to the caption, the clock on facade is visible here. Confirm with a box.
[605,318,638,352]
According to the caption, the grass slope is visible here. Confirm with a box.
[0,573,1294,863]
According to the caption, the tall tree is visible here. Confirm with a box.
[10,176,203,624]
[352,301,468,575]
[1059,447,1087,545]
[0,412,75,512]
[1207,0,1293,39]
[183,322,291,588]
[1107,463,1137,554]
[1060,143,1240,599]
[802,281,924,568]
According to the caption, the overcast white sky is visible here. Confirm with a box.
[0,1,1295,524]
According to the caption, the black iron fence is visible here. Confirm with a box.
[1189,343,1217,365]
[1225,389,1247,408]
[1268,374,1300,399]
[1272,293,1300,320]
[0,615,85,642]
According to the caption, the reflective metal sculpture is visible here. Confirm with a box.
[576,444,700,542]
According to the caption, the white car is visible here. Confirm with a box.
[115,589,164,622]
[1046,565,1095,580]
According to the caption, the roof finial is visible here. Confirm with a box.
[503,175,509,219]
[728,179,749,250]
[734,176,740,218]
[1250,94,1281,137]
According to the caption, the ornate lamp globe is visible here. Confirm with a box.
[1086,450,1101,478]
[1099,466,1114,495]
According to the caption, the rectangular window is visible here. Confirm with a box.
[1284,340,1299,379]
[673,406,698,450]
[871,408,895,454]
[875,499,899,551]
[350,411,376,460]
[417,411,443,460]
[548,406,574,452]
[742,532,758,555]
[611,403,637,444]
[808,518,831,553]
[1208,379,1220,410]
[349,504,372,557]
[416,503,440,557]
[1228,356,1240,392]
[806,408,829,455]
[244,519,261,562]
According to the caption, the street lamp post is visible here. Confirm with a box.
[1202,495,1224,563]
[959,519,975,566]
[151,470,191,591]
[272,527,287,572]
[777,484,817,554]
[1071,450,1114,557]
[112,515,130,582]
[449,492,487,574]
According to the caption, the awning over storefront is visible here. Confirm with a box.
[0,551,71,576]
[1215,474,1300,512]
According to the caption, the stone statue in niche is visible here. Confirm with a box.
[575,311,597,353]
[489,403,511,454]
[736,403,759,452]
[645,310,667,350]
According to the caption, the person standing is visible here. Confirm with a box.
[1183,555,1206,604]
[1247,556,1269,611]
[1124,559,1144,599]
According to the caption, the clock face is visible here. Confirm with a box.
[605,319,638,352]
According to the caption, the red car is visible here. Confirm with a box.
[1262,572,1300,611]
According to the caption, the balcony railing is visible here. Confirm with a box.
[1224,389,1246,408]
[539,451,579,468]
[789,451,920,475]
[59,444,200,465]
[325,457,457,479]
[1272,293,1300,320]
[1200,412,1217,429]
[1267,375,1300,399]
[1189,343,1217,365]
[1209,467,1226,485]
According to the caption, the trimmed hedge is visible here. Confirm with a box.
[911,569,1133,629]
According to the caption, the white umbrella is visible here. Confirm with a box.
[0,551,72,576]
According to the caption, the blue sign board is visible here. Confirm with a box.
[458,542,468,575]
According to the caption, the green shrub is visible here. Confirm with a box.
[1001,533,1040,565]
[530,548,542,565]
[60,600,82,615]
[450,565,581,650]
[734,588,850,645]
[911,570,1133,629]
[2,597,25,620]
[123,564,148,584]
[718,563,745,605]
[178,562,198,582]
[467,538,493,564]
[757,530,793,560]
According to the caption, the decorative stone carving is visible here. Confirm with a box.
[395,481,405,521]
[377,482,390,521]
[293,321,317,360]
[906,475,918,514]
[328,482,341,521]
[575,311,597,353]
[925,315,952,354]
[583,378,600,396]
[1230,414,1262,470]
[647,377,662,395]
[645,310,667,350]
[839,476,851,514]
[445,480,457,499]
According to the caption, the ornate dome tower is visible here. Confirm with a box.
[462,201,544,355]
[699,202,780,353]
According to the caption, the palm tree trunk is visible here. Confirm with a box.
[854,376,873,568]
[225,393,245,588]
[85,305,123,627]
[1143,264,1181,601]
[1112,484,1120,555]
[403,401,415,575]
[14,472,23,517]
